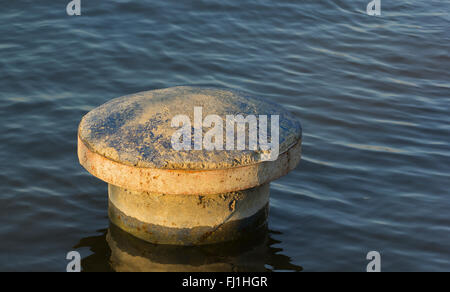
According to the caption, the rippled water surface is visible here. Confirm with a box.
[0,0,449,271]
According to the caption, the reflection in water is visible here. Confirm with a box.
[74,224,303,272]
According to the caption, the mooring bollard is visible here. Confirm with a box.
[78,86,302,245]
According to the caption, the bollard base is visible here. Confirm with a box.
[108,184,270,245]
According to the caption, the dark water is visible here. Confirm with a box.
[0,0,449,272]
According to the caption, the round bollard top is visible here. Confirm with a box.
[78,86,302,195]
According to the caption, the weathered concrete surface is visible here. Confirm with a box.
[79,136,301,195]
[108,184,270,245]
[109,184,269,228]
[78,86,302,170]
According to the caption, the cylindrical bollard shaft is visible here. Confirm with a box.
[108,184,269,245]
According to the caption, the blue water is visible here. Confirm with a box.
[0,0,449,271]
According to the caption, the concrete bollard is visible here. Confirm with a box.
[78,86,302,245]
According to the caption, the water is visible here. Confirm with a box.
[0,0,449,272]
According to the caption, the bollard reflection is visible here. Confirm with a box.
[75,224,303,272]
[107,222,269,272]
